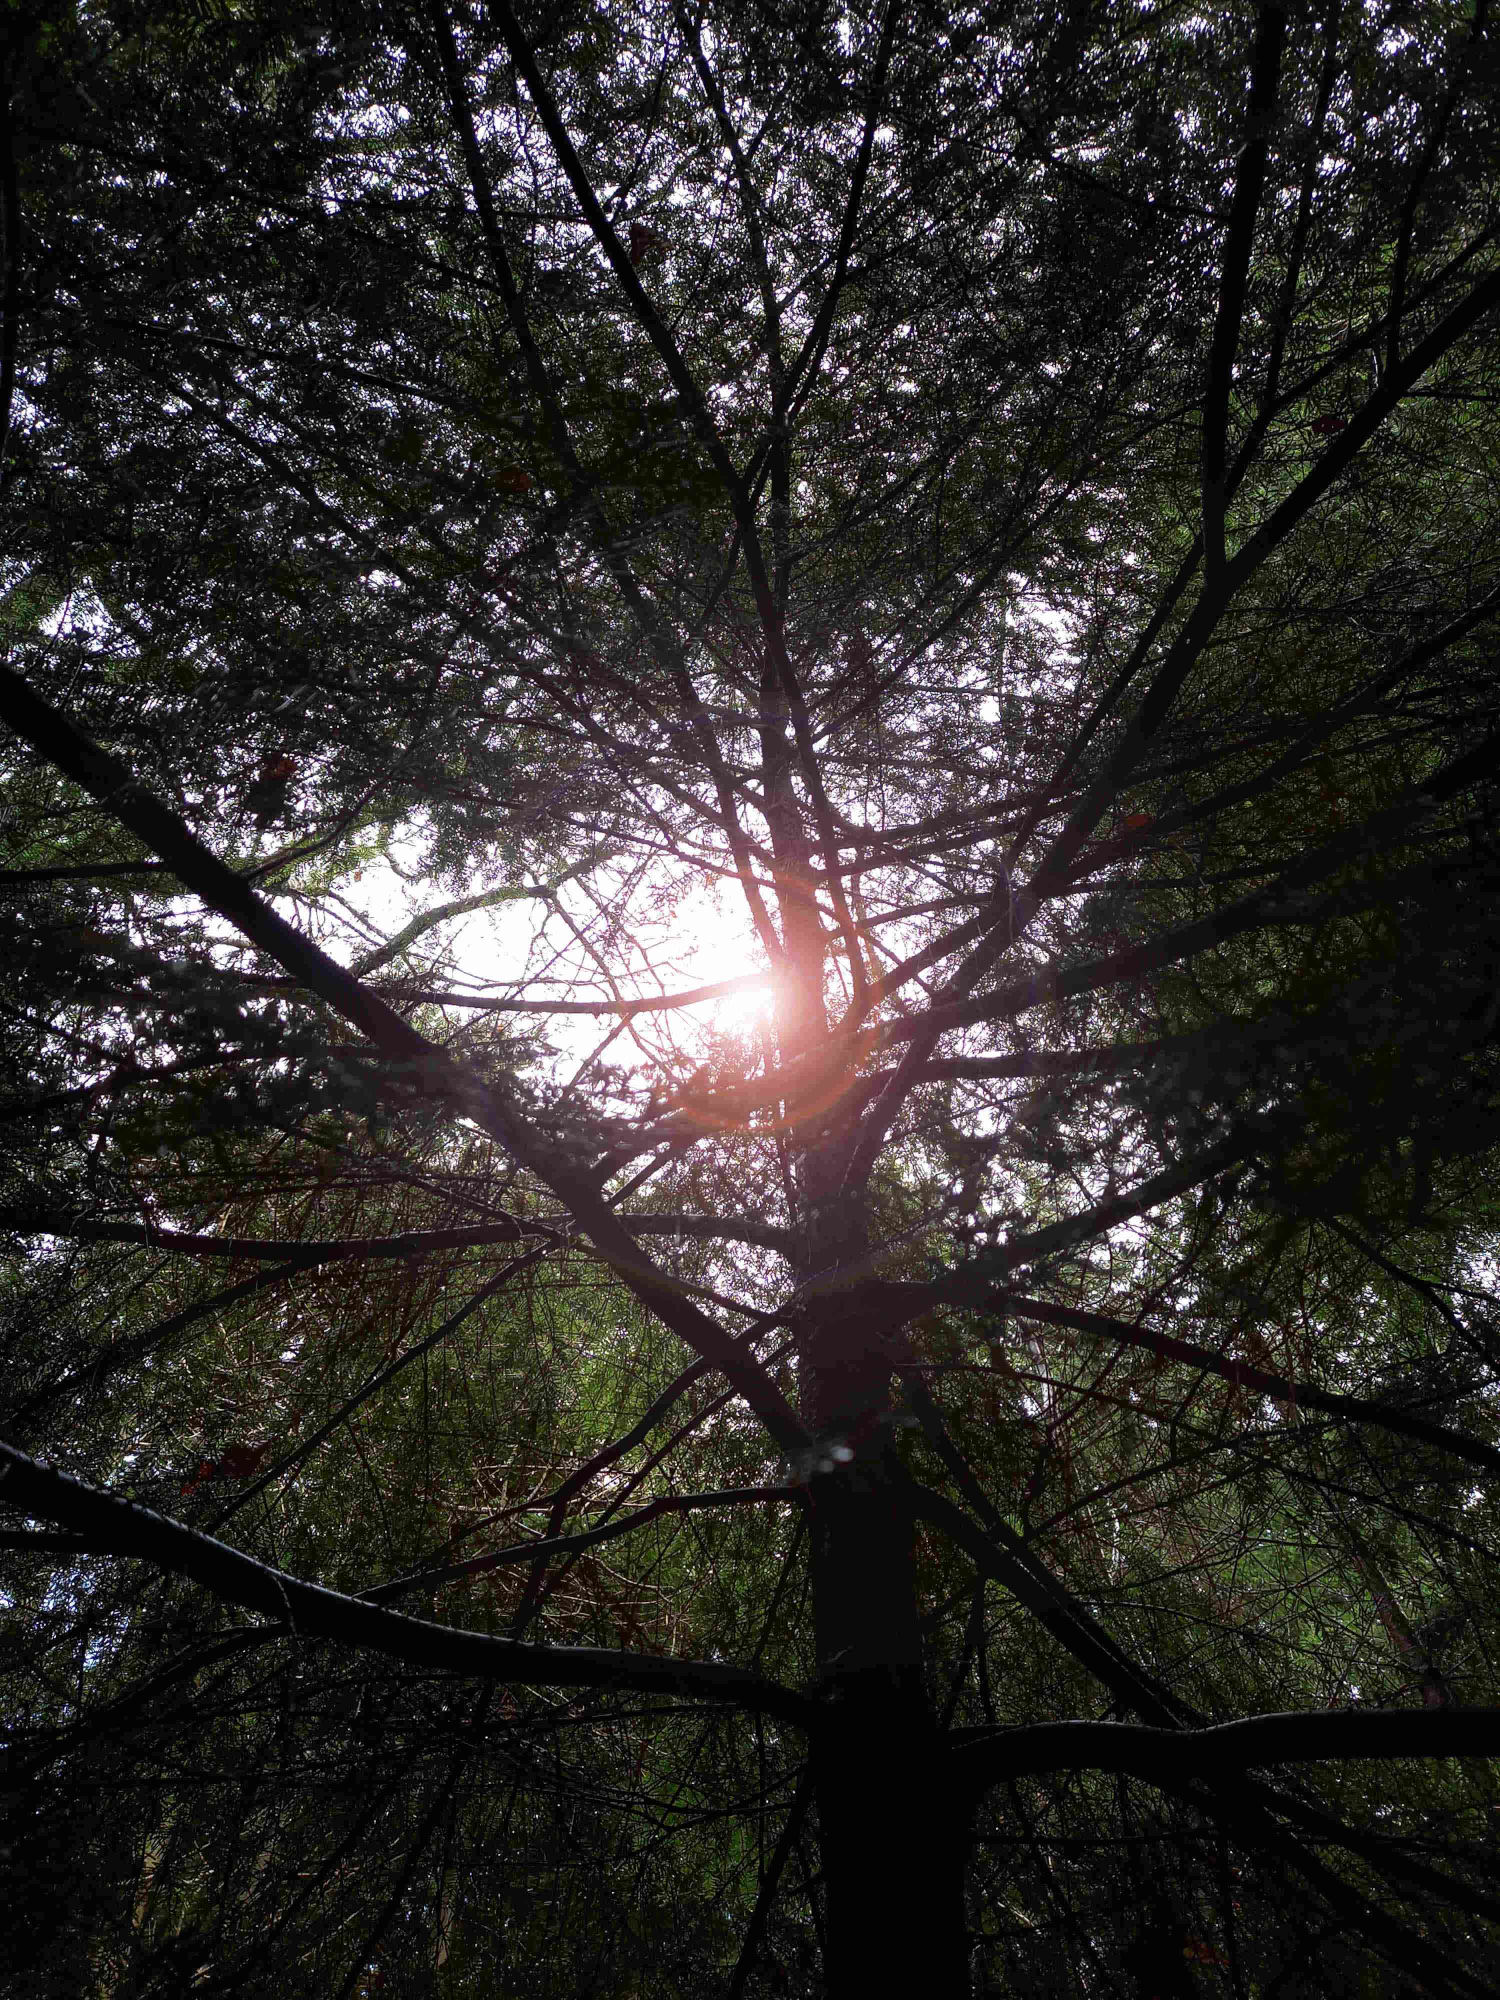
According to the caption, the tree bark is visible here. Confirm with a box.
[799,1196,974,1995]
[806,1444,974,1996]
[769,626,973,1988]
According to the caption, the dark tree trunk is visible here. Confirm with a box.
[805,1444,974,1995]
[765,641,975,1991]
[798,1167,974,1996]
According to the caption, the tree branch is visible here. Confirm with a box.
[1202,3,1287,578]
[236,968,776,1017]
[486,0,870,1006]
[953,1706,1500,1793]
[420,0,788,970]
[0,1212,543,1264]
[0,660,812,1456]
[991,1289,1500,1481]
[0,1439,818,1727]
[363,1485,802,1607]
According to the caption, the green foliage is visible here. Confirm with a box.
[3,1,1500,1995]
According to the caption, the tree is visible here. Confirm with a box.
[3,0,1500,1993]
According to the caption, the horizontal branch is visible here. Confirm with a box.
[917,1472,1500,1969]
[629,1211,793,1253]
[0,1212,542,1263]
[236,969,775,1016]
[2,1208,791,1262]
[364,1485,802,1606]
[0,857,170,883]
[0,1440,817,1727]
[952,1707,1500,1796]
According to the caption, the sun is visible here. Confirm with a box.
[672,881,774,1032]
[713,978,776,1033]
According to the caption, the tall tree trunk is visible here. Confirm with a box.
[804,1426,974,1995]
[799,1181,973,1995]
[764,666,972,1990]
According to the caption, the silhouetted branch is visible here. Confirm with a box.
[0,1439,818,1726]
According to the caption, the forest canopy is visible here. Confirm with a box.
[2,1,1500,1995]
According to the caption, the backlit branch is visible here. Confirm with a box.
[0,659,812,1457]
[0,1440,817,1727]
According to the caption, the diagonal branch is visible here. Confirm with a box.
[728,1767,814,2000]
[841,261,1500,1185]
[208,1257,544,1531]
[903,1475,1190,1728]
[990,1289,1500,1481]
[1384,0,1490,376]
[0,1439,818,1727]
[238,968,776,1017]
[5,1262,300,1440]
[779,5,902,427]
[351,863,611,979]
[842,708,1497,1188]
[0,659,811,1458]
[0,45,19,482]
